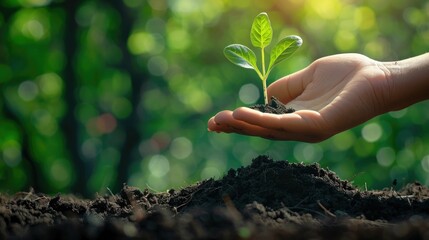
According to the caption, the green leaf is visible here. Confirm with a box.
[224,44,259,70]
[250,12,272,49]
[267,35,303,72]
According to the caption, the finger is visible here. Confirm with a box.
[208,110,329,142]
[267,66,314,103]
[235,126,329,142]
[211,119,329,142]
[208,112,312,141]
[208,110,258,133]
[232,107,328,135]
[208,110,272,135]
[208,113,276,138]
[208,116,221,131]
[207,111,235,133]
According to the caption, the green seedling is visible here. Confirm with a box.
[224,12,303,105]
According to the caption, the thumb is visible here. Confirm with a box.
[267,65,313,104]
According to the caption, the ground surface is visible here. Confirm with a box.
[1,155,429,239]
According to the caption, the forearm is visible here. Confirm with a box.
[383,53,429,111]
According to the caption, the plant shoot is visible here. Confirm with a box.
[224,12,303,104]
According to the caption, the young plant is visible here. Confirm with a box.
[224,12,303,105]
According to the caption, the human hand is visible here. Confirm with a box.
[208,53,394,142]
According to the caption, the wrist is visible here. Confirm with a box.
[382,53,429,111]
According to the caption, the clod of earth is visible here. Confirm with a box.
[250,96,295,114]
[1,155,429,239]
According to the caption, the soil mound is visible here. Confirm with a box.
[250,96,295,114]
[1,155,429,239]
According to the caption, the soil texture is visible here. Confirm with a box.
[250,96,295,114]
[1,155,429,239]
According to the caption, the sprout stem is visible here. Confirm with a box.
[261,47,268,104]
[262,76,268,105]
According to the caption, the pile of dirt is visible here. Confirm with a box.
[1,155,429,239]
[250,96,295,114]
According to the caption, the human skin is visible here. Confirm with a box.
[208,53,429,142]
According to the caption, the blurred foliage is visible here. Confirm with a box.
[0,0,429,196]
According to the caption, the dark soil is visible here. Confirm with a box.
[250,96,295,114]
[1,155,429,240]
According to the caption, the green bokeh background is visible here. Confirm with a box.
[1,0,428,196]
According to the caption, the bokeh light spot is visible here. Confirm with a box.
[111,97,132,119]
[361,123,382,142]
[142,89,168,111]
[87,113,117,135]
[123,0,144,8]
[33,109,58,136]
[2,141,22,167]
[11,9,50,41]
[179,86,212,113]
[50,160,72,186]
[389,109,408,118]
[18,80,39,101]
[376,147,395,167]
[200,158,226,179]
[148,0,167,11]
[239,83,260,105]
[37,73,63,98]
[310,0,341,19]
[331,131,355,150]
[201,166,221,179]
[146,17,166,34]
[167,28,190,51]
[396,149,415,168]
[294,143,323,163]
[25,20,44,40]
[148,155,170,177]
[421,155,429,173]
[147,56,168,76]
[170,137,193,159]
[403,7,426,26]
[354,7,375,30]
[168,0,201,14]
[19,0,51,7]
[81,138,102,159]
[96,114,117,134]
[364,41,386,59]
[334,30,357,51]
[127,32,164,55]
